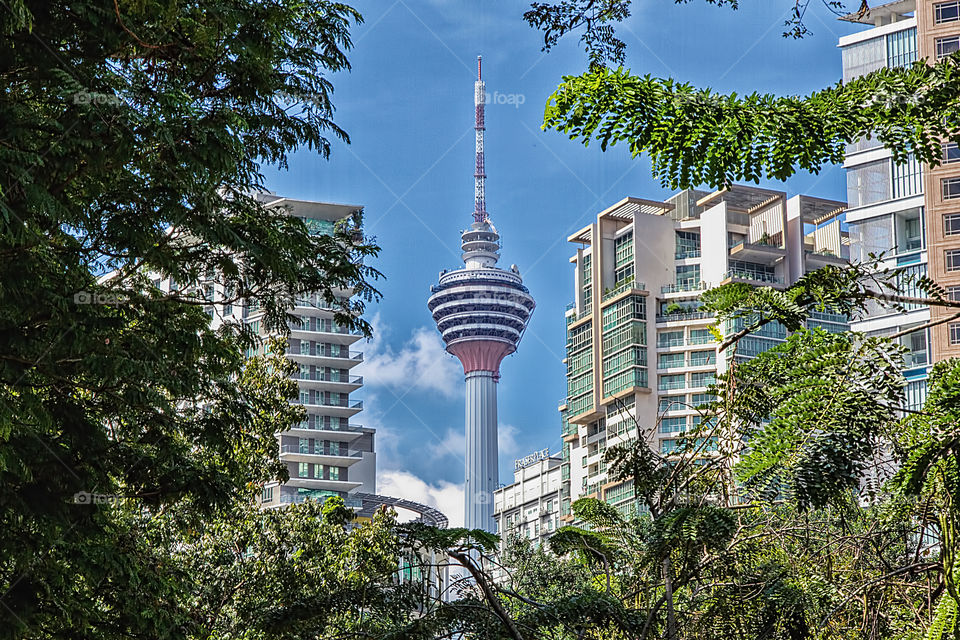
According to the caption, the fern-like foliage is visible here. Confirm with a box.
[728,329,905,510]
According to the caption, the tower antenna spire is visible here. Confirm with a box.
[473,55,487,224]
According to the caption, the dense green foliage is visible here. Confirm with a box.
[0,0,380,637]
[542,61,960,189]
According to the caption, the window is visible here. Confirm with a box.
[948,286,960,302]
[936,1,960,24]
[947,249,960,272]
[329,466,340,480]
[676,264,701,288]
[847,160,891,207]
[895,208,923,252]
[689,350,716,366]
[849,214,893,262]
[262,486,274,502]
[689,328,714,345]
[659,395,685,412]
[691,392,715,407]
[842,36,885,83]
[314,464,324,479]
[657,331,684,348]
[298,462,309,478]
[660,439,679,454]
[660,417,687,433]
[887,28,917,68]
[658,353,685,369]
[690,372,715,388]
[938,35,960,59]
[943,177,960,200]
[951,322,960,345]
[945,214,960,236]
[946,143,960,164]
[675,231,701,259]
[659,374,686,391]
[892,155,922,199]
[329,441,340,455]
[299,438,309,453]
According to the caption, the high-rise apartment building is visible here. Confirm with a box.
[249,195,377,509]
[838,0,948,409]
[154,194,377,509]
[556,186,849,521]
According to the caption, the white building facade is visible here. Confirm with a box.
[493,451,563,546]
[839,0,928,409]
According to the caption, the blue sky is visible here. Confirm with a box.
[262,0,864,523]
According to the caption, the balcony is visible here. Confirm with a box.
[661,281,705,295]
[805,249,848,268]
[729,241,786,264]
[287,349,364,369]
[284,476,363,492]
[675,250,701,260]
[282,422,366,440]
[601,280,647,304]
[280,445,363,465]
[293,372,363,392]
[278,494,363,509]
[656,311,715,324]
[296,400,363,418]
[290,321,364,345]
[721,270,784,286]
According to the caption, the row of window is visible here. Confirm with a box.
[297,462,341,480]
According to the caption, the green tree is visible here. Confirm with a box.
[0,1,380,637]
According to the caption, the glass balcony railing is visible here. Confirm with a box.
[293,372,363,384]
[656,311,715,323]
[661,281,706,294]
[279,494,363,508]
[280,445,362,458]
[289,422,364,433]
[723,270,783,285]
[601,280,646,302]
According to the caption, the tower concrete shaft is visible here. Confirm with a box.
[464,370,498,529]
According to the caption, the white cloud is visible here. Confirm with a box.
[427,428,465,460]
[498,423,520,456]
[426,423,520,462]
[360,314,462,398]
[378,469,464,527]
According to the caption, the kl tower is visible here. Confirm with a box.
[427,56,535,532]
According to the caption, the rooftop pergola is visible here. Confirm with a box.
[840,0,915,24]
[697,186,786,212]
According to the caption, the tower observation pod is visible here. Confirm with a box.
[427,56,536,532]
